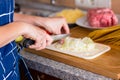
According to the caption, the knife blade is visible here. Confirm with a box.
[22,34,70,48]
[51,34,70,41]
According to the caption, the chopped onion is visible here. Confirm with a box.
[55,37,95,52]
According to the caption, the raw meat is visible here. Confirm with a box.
[87,8,118,27]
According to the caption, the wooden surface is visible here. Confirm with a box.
[25,26,120,79]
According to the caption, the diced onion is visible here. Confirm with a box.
[55,37,95,52]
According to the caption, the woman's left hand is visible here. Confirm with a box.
[35,17,70,35]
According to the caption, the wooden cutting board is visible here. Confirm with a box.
[25,26,120,79]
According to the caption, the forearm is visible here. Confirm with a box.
[0,22,26,47]
[14,13,70,34]
[14,13,34,24]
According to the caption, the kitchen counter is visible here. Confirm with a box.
[20,50,112,80]
[20,26,120,80]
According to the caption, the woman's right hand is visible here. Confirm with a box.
[20,22,53,50]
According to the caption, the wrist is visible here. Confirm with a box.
[10,22,29,36]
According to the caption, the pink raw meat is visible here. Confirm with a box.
[87,8,118,28]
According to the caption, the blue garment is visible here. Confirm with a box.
[0,0,33,80]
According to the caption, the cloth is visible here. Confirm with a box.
[0,0,33,80]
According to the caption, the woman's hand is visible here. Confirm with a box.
[21,22,53,50]
[0,21,52,49]
[35,17,70,35]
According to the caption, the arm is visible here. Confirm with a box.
[14,13,70,34]
[0,22,53,50]
[14,13,43,25]
[0,22,26,47]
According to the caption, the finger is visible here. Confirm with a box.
[29,41,41,49]
[57,29,61,34]
[29,44,38,49]
[62,22,70,34]
[29,39,43,50]
[35,39,47,50]
[46,35,53,46]
[35,36,47,50]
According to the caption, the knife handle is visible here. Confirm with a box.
[23,38,35,48]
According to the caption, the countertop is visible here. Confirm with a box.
[23,26,120,80]
[20,50,112,80]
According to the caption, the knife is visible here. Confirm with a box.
[22,34,70,48]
